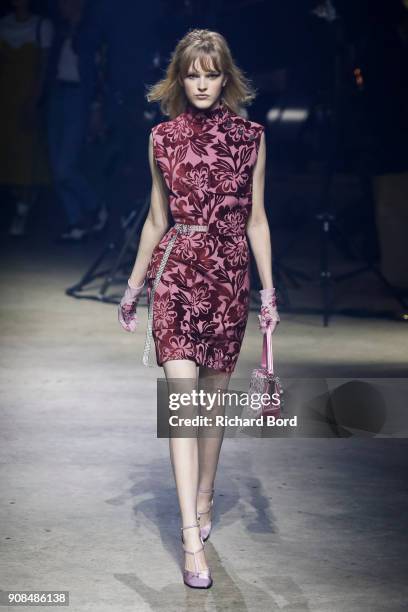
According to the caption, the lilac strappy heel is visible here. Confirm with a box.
[197,487,214,542]
[180,522,213,588]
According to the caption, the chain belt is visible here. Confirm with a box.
[142,222,209,367]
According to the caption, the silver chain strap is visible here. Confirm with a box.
[142,223,209,367]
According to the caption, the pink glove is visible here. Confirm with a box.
[118,279,145,332]
[258,287,280,334]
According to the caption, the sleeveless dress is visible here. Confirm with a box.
[143,101,264,373]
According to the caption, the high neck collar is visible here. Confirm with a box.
[185,100,231,125]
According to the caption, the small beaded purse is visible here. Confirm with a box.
[249,326,284,418]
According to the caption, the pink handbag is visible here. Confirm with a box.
[249,326,283,418]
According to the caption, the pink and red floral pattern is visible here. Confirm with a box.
[146,102,264,372]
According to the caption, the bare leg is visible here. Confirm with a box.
[197,366,232,529]
[162,358,209,573]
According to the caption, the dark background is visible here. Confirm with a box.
[1,0,407,312]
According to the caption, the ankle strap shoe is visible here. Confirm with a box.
[180,522,213,589]
[197,487,214,542]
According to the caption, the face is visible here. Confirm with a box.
[182,56,227,111]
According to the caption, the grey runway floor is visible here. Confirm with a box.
[1,240,408,611]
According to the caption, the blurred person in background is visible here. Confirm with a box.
[73,0,160,238]
[0,0,54,237]
[46,0,106,243]
[359,0,408,292]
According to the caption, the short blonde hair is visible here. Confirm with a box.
[146,29,258,119]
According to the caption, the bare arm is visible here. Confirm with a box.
[246,132,274,290]
[128,132,170,287]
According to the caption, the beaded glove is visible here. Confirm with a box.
[118,279,145,332]
[258,287,280,334]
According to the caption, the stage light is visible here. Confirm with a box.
[267,108,309,123]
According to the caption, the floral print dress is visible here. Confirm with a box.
[144,101,264,372]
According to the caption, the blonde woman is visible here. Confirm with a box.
[118,29,279,588]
